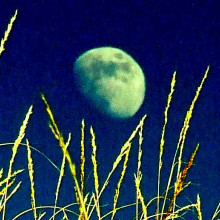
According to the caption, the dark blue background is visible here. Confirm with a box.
[0,0,219,219]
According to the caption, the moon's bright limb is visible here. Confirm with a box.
[73,47,146,119]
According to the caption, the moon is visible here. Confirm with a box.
[73,47,146,119]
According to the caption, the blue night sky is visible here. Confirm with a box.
[0,0,219,219]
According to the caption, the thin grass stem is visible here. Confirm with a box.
[157,71,176,219]
[0,9,18,56]
[26,139,37,220]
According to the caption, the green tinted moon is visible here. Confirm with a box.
[73,47,146,118]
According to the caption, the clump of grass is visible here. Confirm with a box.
[0,9,220,220]
[1,105,33,220]
[11,67,217,220]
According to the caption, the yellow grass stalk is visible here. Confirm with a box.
[134,172,147,219]
[38,212,47,220]
[0,169,24,188]
[0,179,16,197]
[136,118,145,219]
[75,185,81,218]
[41,94,88,220]
[86,193,94,214]
[53,133,71,220]
[80,120,85,196]
[160,66,210,219]
[211,202,220,220]
[111,143,131,220]
[176,66,210,181]
[2,105,33,220]
[0,169,3,180]
[196,194,202,220]
[156,71,176,219]
[90,127,101,219]
[91,193,100,220]
[137,119,144,173]
[172,66,210,214]
[0,10,18,56]
[26,139,37,220]
[165,144,199,218]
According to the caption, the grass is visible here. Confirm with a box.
[0,10,219,220]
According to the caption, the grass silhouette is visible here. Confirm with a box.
[0,10,219,220]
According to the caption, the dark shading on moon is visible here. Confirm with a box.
[73,47,146,118]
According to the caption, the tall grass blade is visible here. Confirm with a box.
[157,71,176,219]
[26,139,37,220]
[0,9,18,56]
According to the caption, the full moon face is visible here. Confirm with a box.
[73,47,146,119]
